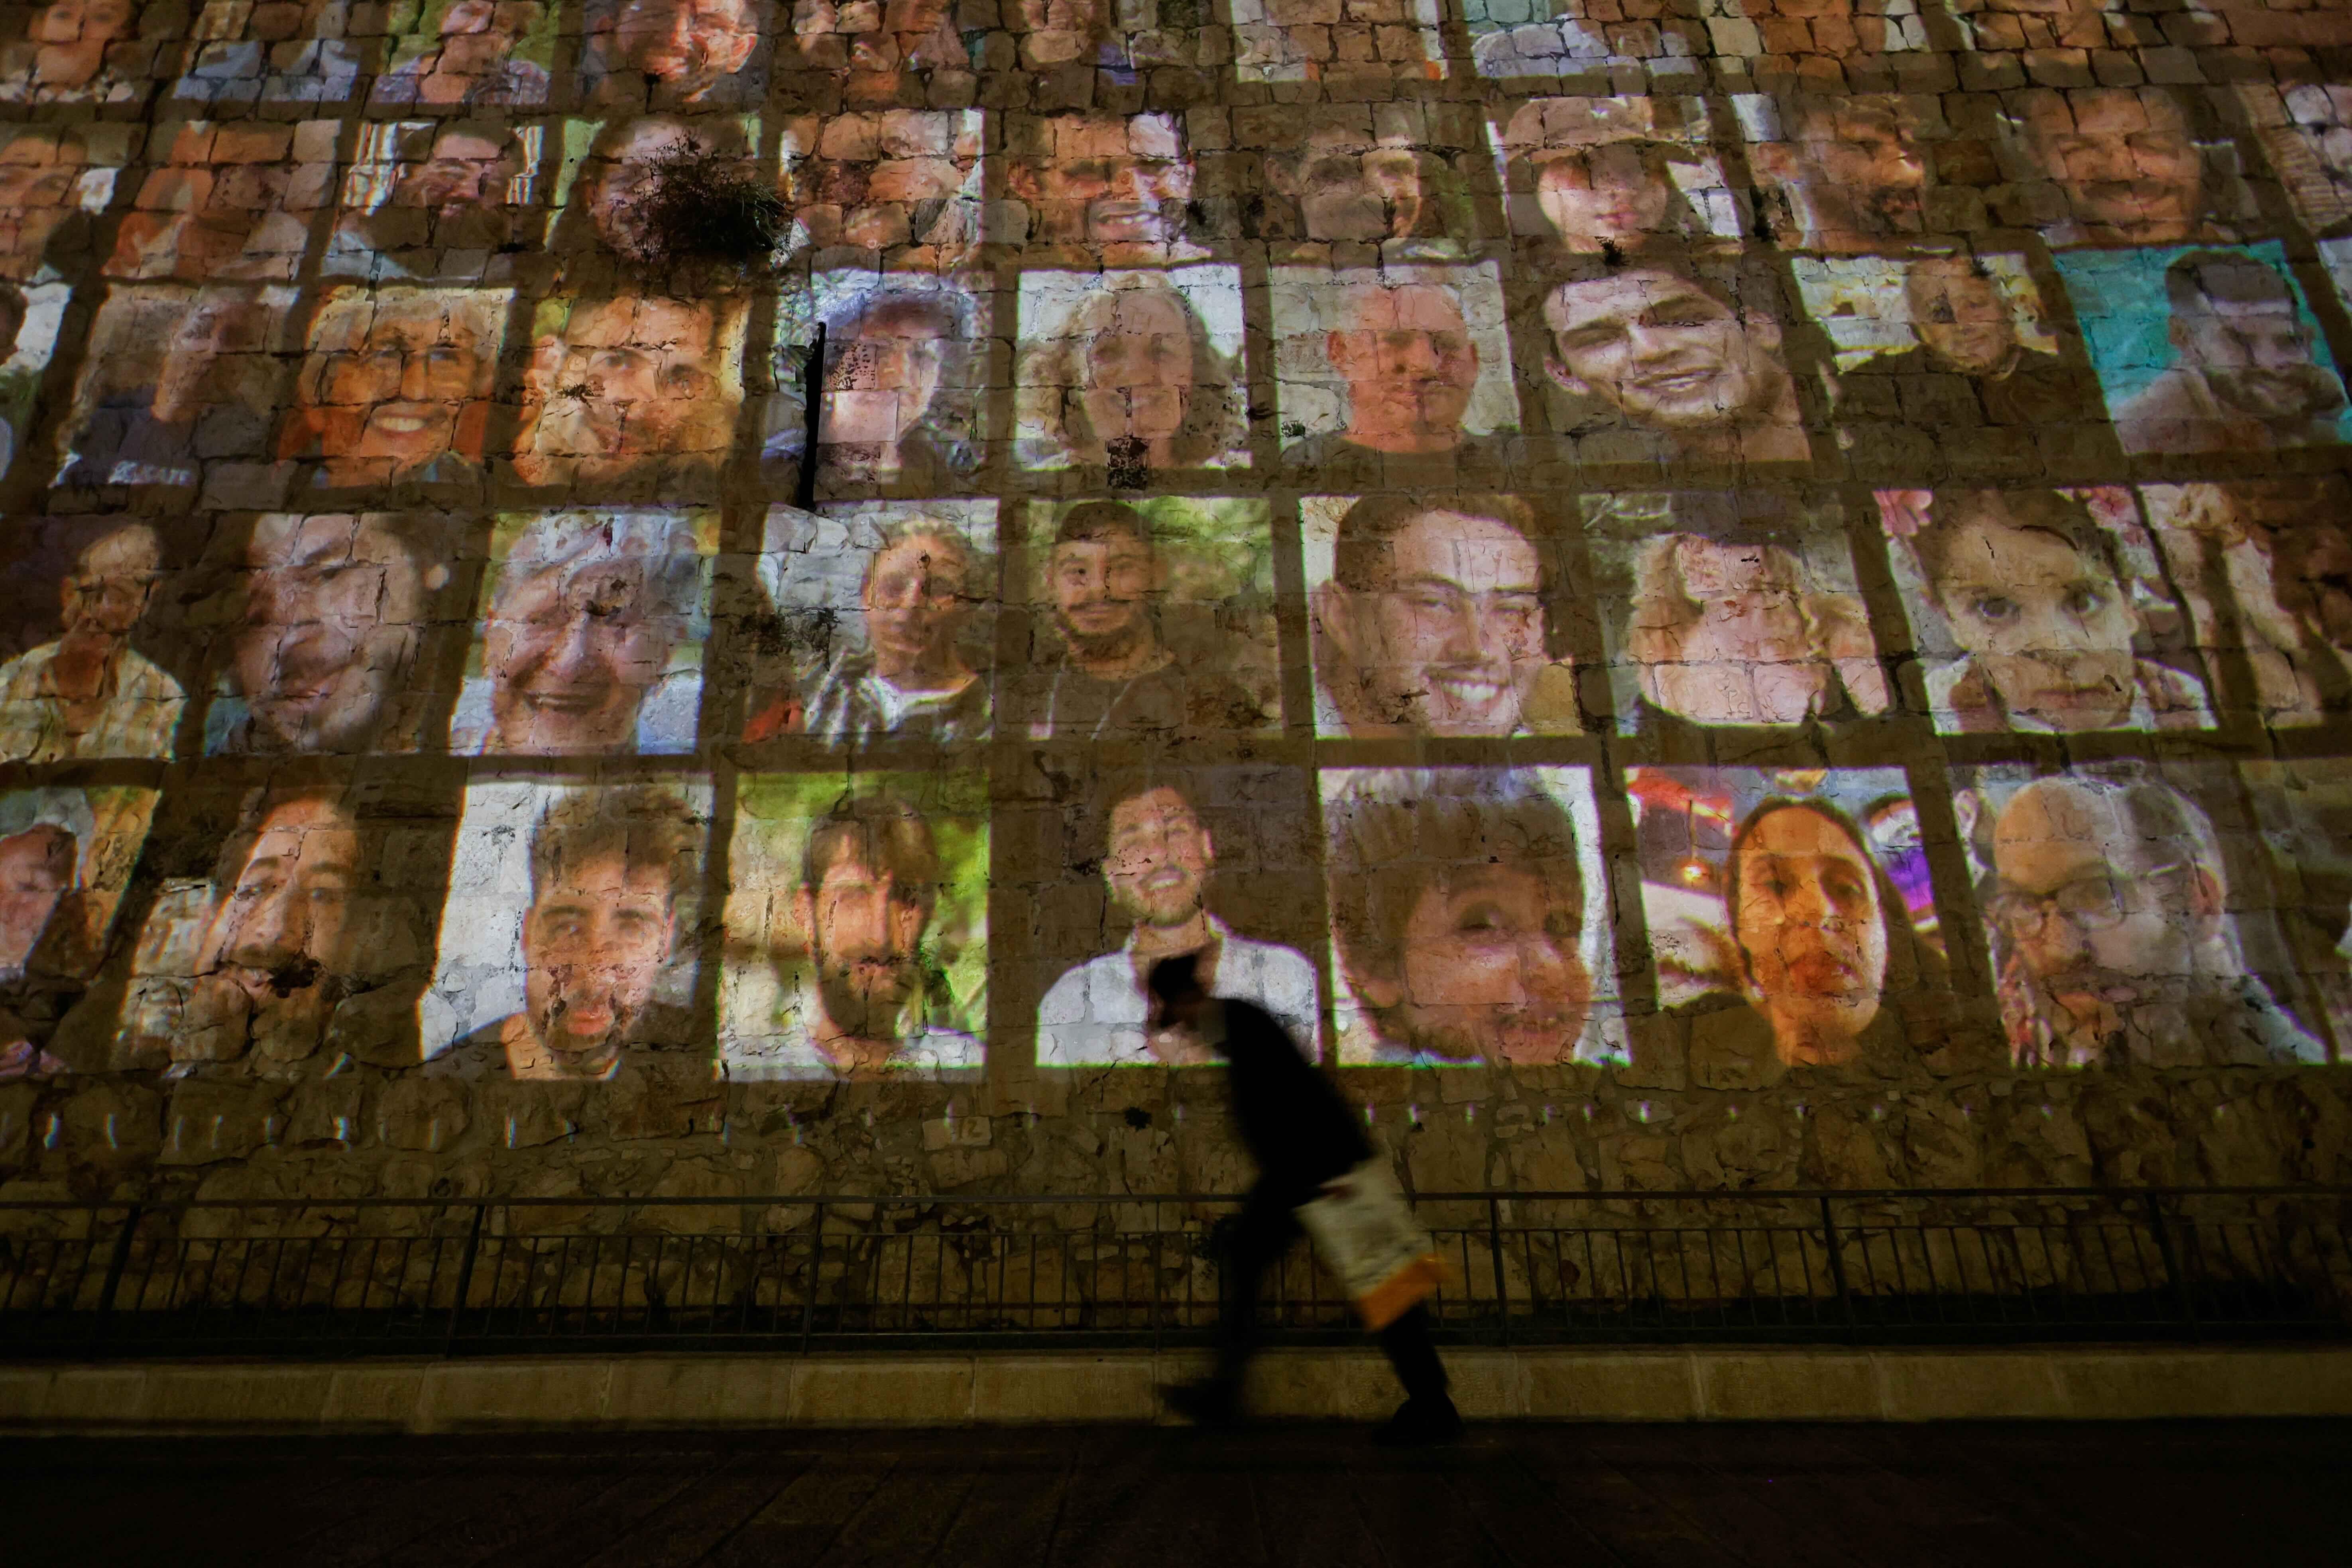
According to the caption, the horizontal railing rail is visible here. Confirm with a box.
[3,1187,2348,1361]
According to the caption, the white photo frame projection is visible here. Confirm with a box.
[718,769,989,1082]
[1268,260,1519,464]
[1299,493,1585,741]
[743,499,999,748]
[763,270,990,491]
[1579,490,1887,736]
[1489,94,1740,251]
[1877,486,2215,737]
[449,509,719,759]
[774,108,983,268]
[1323,765,1624,1068]
[422,775,713,1070]
[1955,760,2328,1071]
[1032,763,1323,1069]
[1016,265,1249,474]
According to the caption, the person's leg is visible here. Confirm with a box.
[1373,1302,1461,1444]
[1375,1302,1449,1406]
[1212,1181,1302,1391]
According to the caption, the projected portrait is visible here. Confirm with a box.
[2002,87,2242,249]
[424,779,708,1076]
[106,120,334,283]
[0,521,183,765]
[1956,763,2327,1068]
[0,124,122,283]
[171,0,369,106]
[56,283,292,490]
[1230,0,1443,84]
[1036,767,1320,1068]
[1626,767,1952,1086]
[743,501,995,748]
[1016,268,1246,477]
[775,109,983,269]
[323,119,543,282]
[2057,244,2350,456]
[1255,104,1480,263]
[1582,491,1888,736]
[0,784,158,1080]
[194,510,473,756]
[1537,252,1809,466]
[999,0,1147,76]
[0,0,178,104]
[763,275,985,493]
[1003,110,1214,266]
[373,0,553,107]
[0,281,67,480]
[2141,479,2352,728]
[1796,252,2111,460]
[1270,263,1517,482]
[1493,96,1734,259]
[579,0,766,109]
[110,781,440,1078]
[1004,498,1276,741]
[510,293,747,499]
[2241,758,2352,1063]
[1739,94,1950,254]
[1466,0,1708,81]
[0,786,153,992]
[720,774,986,1081]
[277,286,508,495]
[1303,493,1579,739]
[1880,486,2213,736]
[1325,767,1618,1068]
[550,114,755,273]
[784,0,964,99]
[450,509,716,757]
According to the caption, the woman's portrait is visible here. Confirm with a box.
[1585,491,1887,735]
[1017,268,1247,476]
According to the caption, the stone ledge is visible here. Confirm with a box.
[3,1345,2349,1432]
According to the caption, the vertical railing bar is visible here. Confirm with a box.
[443,1203,487,1356]
[1819,1194,1856,1339]
[2145,1189,2197,1336]
[1487,1196,1509,1345]
[799,1202,824,1353]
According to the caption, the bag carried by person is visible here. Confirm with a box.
[1293,1158,1452,1330]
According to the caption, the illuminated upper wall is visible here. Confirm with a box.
[1,0,2351,1193]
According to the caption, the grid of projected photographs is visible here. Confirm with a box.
[8,2,2352,1098]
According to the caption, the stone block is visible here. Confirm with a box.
[42,1368,153,1427]
[147,1365,336,1426]
[1247,1350,1396,1420]
[1876,1353,2071,1421]
[1524,1353,1698,1420]
[321,1365,431,1430]
[0,1366,53,1422]
[972,1356,1155,1423]
[1695,1353,1882,1420]
[792,1357,974,1424]
[608,1357,797,1426]
[418,1361,615,1429]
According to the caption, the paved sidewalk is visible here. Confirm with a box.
[4,1418,2347,1566]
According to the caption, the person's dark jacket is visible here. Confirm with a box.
[1207,997,1371,1195]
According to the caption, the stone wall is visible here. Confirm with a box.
[3,0,2352,1220]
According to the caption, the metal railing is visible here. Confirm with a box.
[2,1187,2348,1360]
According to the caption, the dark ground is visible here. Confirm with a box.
[3,1418,2347,1566]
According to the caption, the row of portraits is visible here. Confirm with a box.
[0,0,2344,119]
[8,480,2352,768]
[11,84,2352,280]
[8,235,2352,512]
[7,754,2352,1086]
